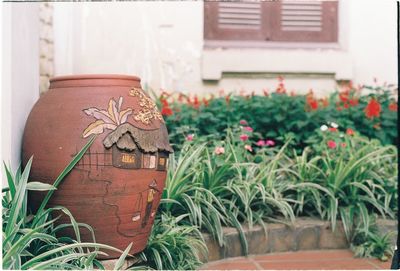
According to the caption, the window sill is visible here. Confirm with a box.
[204,40,342,50]
[201,45,353,81]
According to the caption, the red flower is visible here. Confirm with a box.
[178,93,186,103]
[329,127,338,132]
[389,102,398,112]
[343,103,349,109]
[337,106,343,111]
[307,98,318,110]
[161,106,173,116]
[160,98,169,107]
[339,91,349,103]
[349,99,359,106]
[203,97,209,107]
[321,98,329,107]
[160,89,171,99]
[341,142,347,148]
[327,140,337,149]
[364,98,381,119]
[275,77,286,94]
[193,95,200,109]
[225,95,231,106]
[346,128,355,136]
[373,123,381,130]
[276,83,286,94]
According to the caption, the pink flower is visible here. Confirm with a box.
[243,126,253,132]
[186,134,194,141]
[239,120,248,125]
[240,134,249,141]
[265,140,275,146]
[327,140,337,149]
[346,128,355,136]
[341,142,346,148]
[244,144,253,152]
[256,140,266,146]
[214,146,225,155]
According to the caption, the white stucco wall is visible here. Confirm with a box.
[53,0,397,95]
[1,3,40,173]
[347,0,397,86]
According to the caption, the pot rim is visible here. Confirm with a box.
[50,74,141,83]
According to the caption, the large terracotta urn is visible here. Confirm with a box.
[22,74,173,258]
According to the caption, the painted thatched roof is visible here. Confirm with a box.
[103,123,173,153]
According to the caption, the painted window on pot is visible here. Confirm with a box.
[157,152,169,171]
[112,146,141,169]
[143,153,157,169]
[204,1,338,44]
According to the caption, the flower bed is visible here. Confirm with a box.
[159,79,397,153]
[3,80,398,270]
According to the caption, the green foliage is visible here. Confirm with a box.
[163,83,397,152]
[351,216,395,261]
[133,213,207,270]
[159,129,305,256]
[153,124,397,262]
[311,126,396,235]
[2,136,131,270]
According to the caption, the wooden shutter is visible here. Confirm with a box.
[270,1,338,42]
[204,1,266,41]
[204,1,338,43]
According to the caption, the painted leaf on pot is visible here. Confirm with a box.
[82,120,117,138]
[83,108,114,124]
[82,97,133,138]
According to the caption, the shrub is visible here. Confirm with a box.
[133,213,207,270]
[158,81,397,152]
[286,123,397,258]
[152,122,397,262]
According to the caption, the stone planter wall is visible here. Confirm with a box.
[100,217,396,269]
[201,217,397,263]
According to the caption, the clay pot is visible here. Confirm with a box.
[22,74,173,258]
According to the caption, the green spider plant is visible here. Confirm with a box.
[2,136,132,270]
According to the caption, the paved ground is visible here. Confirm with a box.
[200,249,392,270]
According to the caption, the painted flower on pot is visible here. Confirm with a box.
[82,97,133,138]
